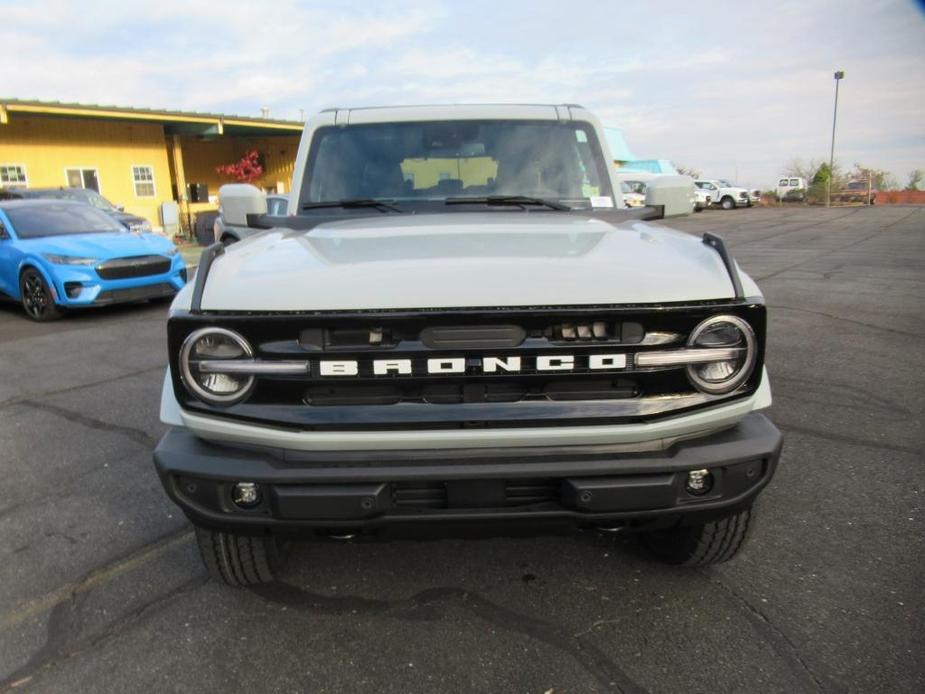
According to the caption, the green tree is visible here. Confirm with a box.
[906,169,924,191]
[812,162,832,185]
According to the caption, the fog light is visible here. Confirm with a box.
[232,482,261,508]
[685,469,713,496]
[64,282,83,298]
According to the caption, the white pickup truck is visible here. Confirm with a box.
[153,104,781,586]
[695,179,751,210]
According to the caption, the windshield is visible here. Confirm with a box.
[57,188,117,211]
[302,120,614,208]
[4,203,125,238]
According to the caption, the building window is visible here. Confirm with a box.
[132,165,156,197]
[1,164,28,187]
[66,168,100,193]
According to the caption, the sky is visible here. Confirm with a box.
[2,0,924,189]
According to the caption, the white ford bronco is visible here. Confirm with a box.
[153,104,781,586]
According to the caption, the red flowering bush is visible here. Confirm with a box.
[216,149,264,183]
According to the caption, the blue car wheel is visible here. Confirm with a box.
[20,268,62,322]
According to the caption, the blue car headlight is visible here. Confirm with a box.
[164,247,179,257]
[129,220,153,233]
[42,254,99,266]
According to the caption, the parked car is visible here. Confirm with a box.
[153,103,781,586]
[693,186,711,212]
[0,187,154,233]
[213,188,288,245]
[833,180,877,205]
[694,180,750,210]
[620,181,646,207]
[0,200,186,321]
[776,177,806,201]
[615,171,694,216]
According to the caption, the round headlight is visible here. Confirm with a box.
[179,327,255,404]
[686,315,756,394]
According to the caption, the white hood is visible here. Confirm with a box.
[195,213,750,311]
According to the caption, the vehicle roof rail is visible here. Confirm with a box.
[702,233,745,300]
[190,242,225,314]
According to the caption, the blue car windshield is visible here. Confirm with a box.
[4,203,125,238]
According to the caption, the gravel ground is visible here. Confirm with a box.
[0,206,922,693]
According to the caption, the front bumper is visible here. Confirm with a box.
[153,413,782,536]
[47,257,187,307]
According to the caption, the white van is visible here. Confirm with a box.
[777,177,806,200]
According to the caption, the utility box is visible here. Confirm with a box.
[645,176,695,218]
[159,201,180,237]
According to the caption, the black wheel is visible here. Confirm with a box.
[19,268,62,322]
[641,507,754,566]
[194,526,290,587]
[720,196,736,210]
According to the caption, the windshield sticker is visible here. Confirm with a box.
[590,196,614,208]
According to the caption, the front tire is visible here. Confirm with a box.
[195,526,290,587]
[720,196,736,210]
[641,507,754,566]
[20,268,62,322]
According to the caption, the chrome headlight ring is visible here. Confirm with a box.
[685,314,757,395]
[179,327,256,405]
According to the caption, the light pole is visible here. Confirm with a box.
[826,70,845,208]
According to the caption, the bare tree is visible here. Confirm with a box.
[675,165,701,179]
[850,163,896,191]
[783,157,825,182]
[906,169,924,191]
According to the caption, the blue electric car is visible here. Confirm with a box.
[0,200,186,321]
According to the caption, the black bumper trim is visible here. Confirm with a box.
[153,413,781,533]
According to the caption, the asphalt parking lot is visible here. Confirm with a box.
[1,206,923,693]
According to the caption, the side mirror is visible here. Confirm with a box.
[115,205,125,212]
[645,175,695,218]
[218,184,267,226]
[0,223,9,240]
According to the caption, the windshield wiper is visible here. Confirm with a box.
[301,198,402,213]
[445,195,571,211]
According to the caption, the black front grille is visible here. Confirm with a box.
[168,301,766,429]
[303,378,639,407]
[96,255,171,280]
[95,283,176,304]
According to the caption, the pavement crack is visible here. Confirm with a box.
[0,576,206,692]
[770,304,925,339]
[705,573,830,692]
[0,364,164,411]
[0,527,193,633]
[251,581,647,693]
[752,207,920,283]
[17,400,157,448]
[777,422,922,458]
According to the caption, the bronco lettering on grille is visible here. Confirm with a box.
[315,353,627,377]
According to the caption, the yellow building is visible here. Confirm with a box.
[0,99,302,233]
